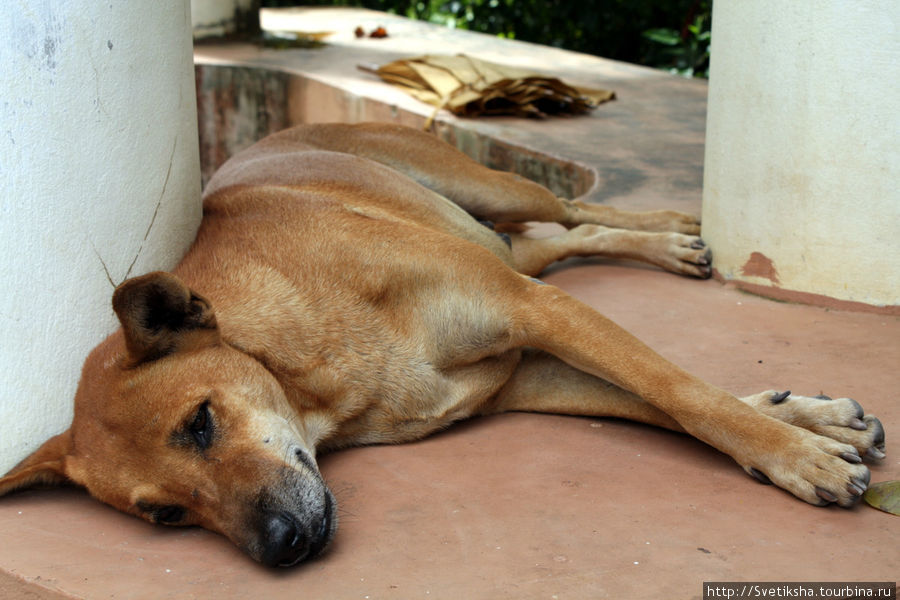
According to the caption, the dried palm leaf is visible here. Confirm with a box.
[360,54,615,127]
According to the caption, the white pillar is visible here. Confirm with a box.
[0,1,201,471]
[702,1,900,310]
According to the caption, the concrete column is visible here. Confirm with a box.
[0,1,201,472]
[702,1,899,311]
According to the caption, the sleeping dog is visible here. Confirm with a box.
[0,123,884,567]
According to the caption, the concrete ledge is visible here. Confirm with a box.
[194,6,707,216]
[194,61,596,198]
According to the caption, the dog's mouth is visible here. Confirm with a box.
[313,492,337,553]
[282,494,335,567]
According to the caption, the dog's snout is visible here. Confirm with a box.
[259,504,333,568]
[261,512,308,567]
[291,445,317,473]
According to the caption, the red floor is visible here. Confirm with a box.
[1,257,897,599]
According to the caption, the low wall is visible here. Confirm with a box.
[194,62,594,199]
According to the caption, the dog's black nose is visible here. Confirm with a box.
[260,512,309,567]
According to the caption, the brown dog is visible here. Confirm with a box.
[0,123,884,567]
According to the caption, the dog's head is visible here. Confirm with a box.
[0,272,337,567]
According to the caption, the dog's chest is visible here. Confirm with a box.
[203,225,522,447]
[217,293,518,447]
[257,298,520,447]
[311,345,522,448]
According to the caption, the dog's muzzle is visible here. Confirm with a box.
[259,492,335,567]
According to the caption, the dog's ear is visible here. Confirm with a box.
[113,271,220,365]
[0,430,76,496]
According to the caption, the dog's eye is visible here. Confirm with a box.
[136,501,186,525]
[154,505,186,525]
[189,401,213,449]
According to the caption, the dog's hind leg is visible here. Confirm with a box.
[507,225,711,278]
[286,123,699,234]
[481,349,685,431]
[502,280,871,506]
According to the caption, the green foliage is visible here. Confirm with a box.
[642,11,711,78]
[264,0,712,77]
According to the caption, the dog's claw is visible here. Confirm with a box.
[849,418,868,431]
[871,416,885,449]
[866,447,886,460]
[841,451,862,464]
[748,467,772,485]
[770,390,791,405]
[815,487,838,503]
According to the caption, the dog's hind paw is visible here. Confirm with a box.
[741,391,886,461]
[680,236,712,278]
[655,233,713,279]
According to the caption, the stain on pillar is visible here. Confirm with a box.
[740,252,780,285]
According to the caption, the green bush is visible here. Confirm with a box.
[264,0,711,77]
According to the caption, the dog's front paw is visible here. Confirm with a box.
[742,391,886,460]
[743,428,871,507]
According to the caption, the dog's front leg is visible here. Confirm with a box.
[508,282,870,507]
